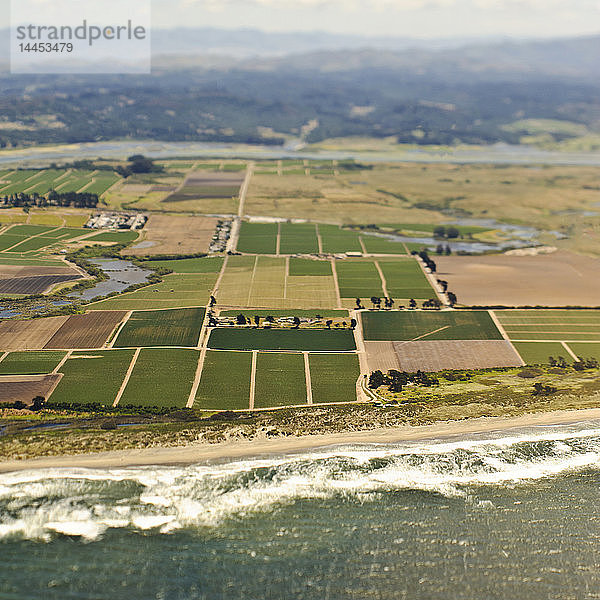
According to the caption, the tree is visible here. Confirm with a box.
[409,298,417,309]
[370,296,381,309]
[265,316,275,323]
[356,298,362,309]
[436,244,444,255]
[236,314,247,325]
[433,225,446,238]
[447,226,460,239]
[209,295,217,307]
[350,318,357,330]
[31,396,45,411]
[445,244,451,255]
[254,315,260,327]
[326,319,333,329]
[447,292,457,306]
[292,316,301,329]
[368,370,385,389]
[208,316,218,327]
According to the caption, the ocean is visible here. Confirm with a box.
[2,423,600,599]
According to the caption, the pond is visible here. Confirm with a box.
[68,259,152,302]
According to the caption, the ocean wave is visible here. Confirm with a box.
[2,424,600,542]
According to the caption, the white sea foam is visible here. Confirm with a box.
[3,424,600,542]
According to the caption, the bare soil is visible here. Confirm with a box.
[0,374,62,404]
[44,311,126,349]
[0,316,69,351]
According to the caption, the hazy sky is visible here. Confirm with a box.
[1,0,599,38]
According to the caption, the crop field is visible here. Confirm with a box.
[0,316,69,351]
[48,350,135,405]
[393,340,524,372]
[279,223,320,254]
[86,231,140,243]
[217,255,338,309]
[236,222,278,254]
[125,214,219,257]
[0,351,66,375]
[254,353,307,408]
[362,310,502,341]
[90,273,218,310]
[360,235,408,254]
[568,343,600,362]
[118,348,200,408]
[139,257,223,274]
[495,310,600,341]
[0,169,119,196]
[336,260,384,299]
[378,258,435,300]
[44,311,126,349]
[512,342,572,365]
[0,225,89,254]
[319,225,363,253]
[220,309,348,319]
[208,328,356,351]
[0,374,62,405]
[114,308,205,348]
[0,274,81,295]
[195,350,253,410]
[436,251,600,307]
[309,354,359,403]
[288,258,332,277]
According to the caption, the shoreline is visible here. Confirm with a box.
[3,406,600,473]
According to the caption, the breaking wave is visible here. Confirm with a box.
[3,424,600,541]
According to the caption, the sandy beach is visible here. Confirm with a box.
[3,407,600,473]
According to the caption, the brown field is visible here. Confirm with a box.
[165,172,245,202]
[0,264,79,279]
[0,274,81,295]
[124,214,218,257]
[44,311,126,349]
[392,340,524,372]
[0,316,69,351]
[0,374,62,404]
[365,341,400,372]
[436,251,600,307]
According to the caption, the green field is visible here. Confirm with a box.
[114,308,205,348]
[254,352,307,408]
[279,222,319,254]
[87,230,140,243]
[236,222,278,254]
[0,351,66,375]
[140,257,224,273]
[512,342,572,365]
[309,354,359,404]
[195,350,252,410]
[362,310,502,341]
[319,225,362,253]
[496,310,600,341]
[89,273,217,310]
[48,350,135,405]
[289,258,332,276]
[208,328,356,351]
[119,348,200,407]
[360,235,407,254]
[336,260,384,298]
[566,343,600,362]
[378,259,434,300]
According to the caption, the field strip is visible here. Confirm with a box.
[237,161,254,218]
[330,258,343,309]
[108,311,133,348]
[374,260,390,298]
[246,255,260,306]
[359,237,368,255]
[113,348,141,407]
[249,351,258,409]
[186,347,207,408]
[52,350,73,373]
[213,254,230,296]
[284,256,289,299]
[227,218,241,253]
[304,352,313,405]
[489,310,510,340]
[561,342,579,361]
[76,178,95,193]
[315,224,323,253]
[276,222,281,255]
[353,310,369,374]
[3,225,64,252]
[0,352,8,364]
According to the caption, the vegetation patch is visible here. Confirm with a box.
[254,352,307,408]
[309,354,360,404]
[0,351,66,375]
